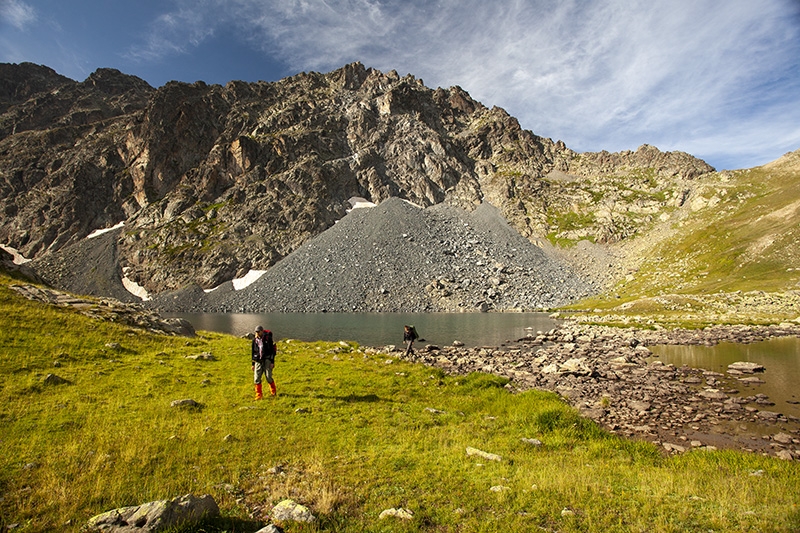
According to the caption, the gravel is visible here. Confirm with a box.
[182,198,595,313]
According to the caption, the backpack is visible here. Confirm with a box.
[407,325,419,341]
[252,330,276,362]
[264,330,276,356]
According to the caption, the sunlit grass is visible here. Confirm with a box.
[1,275,799,532]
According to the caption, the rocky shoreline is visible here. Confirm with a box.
[381,320,800,460]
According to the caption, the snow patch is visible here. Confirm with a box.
[0,244,31,264]
[87,221,124,239]
[232,270,267,290]
[122,267,150,301]
[401,198,424,209]
[347,196,376,212]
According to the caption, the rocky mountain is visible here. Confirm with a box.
[0,61,746,311]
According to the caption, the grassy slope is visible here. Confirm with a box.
[1,275,799,532]
[568,150,800,324]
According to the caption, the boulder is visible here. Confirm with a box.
[271,499,316,523]
[727,361,765,373]
[84,493,219,532]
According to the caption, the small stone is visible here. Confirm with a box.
[43,374,69,386]
[379,507,414,520]
[663,442,686,453]
[628,400,651,412]
[185,352,216,361]
[170,398,200,408]
[738,376,765,384]
[254,525,282,533]
[698,389,727,400]
[489,485,510,492]
[466,446,502,462]
[776,450,795,461]
[773,433,794,444]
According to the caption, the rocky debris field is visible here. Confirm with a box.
[29,229,139,304]
[9,284,195,337]
[155,198,594,313]
[380,320,800,460]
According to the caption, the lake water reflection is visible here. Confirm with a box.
[650,336,800,419]
[167,312,561,348]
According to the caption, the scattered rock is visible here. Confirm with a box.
[9,284,195,337]
[271,499,316,523]
[776,450,795,461]
[43,373,69,386]
[170,399,200,409]
[738,376,765,384]
[465,447,502,462]
[727,361,765,373]
[389,320,800,460]
[185,352,216,361]
[663,443,687,453]
[254,525,283,533]
[698,389,727,400]
[379,508,414,520]
[628,401,651,412]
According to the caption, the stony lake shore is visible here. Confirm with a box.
[379,320,800,460]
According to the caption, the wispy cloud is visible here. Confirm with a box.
[0,0,37,30]
[129,0,800,169]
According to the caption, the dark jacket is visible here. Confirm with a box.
[252,331,276,364]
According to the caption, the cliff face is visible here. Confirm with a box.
[0,61,714,295]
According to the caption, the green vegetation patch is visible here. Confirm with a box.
[1,275,799,532]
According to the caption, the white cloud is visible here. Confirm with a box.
[0,0,36,30]
[129,0,800,168]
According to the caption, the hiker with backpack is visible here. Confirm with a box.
[403,325,419,357]
[251,325,277,399]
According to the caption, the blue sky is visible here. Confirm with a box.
[2,0,799,171]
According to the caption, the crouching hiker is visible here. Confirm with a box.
[403,325,419,358]
[252,325,277,399]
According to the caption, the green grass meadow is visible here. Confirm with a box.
[1,275,799,532]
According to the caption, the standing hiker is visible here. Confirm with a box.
[403,325,419,357]
[251,325,277,399]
